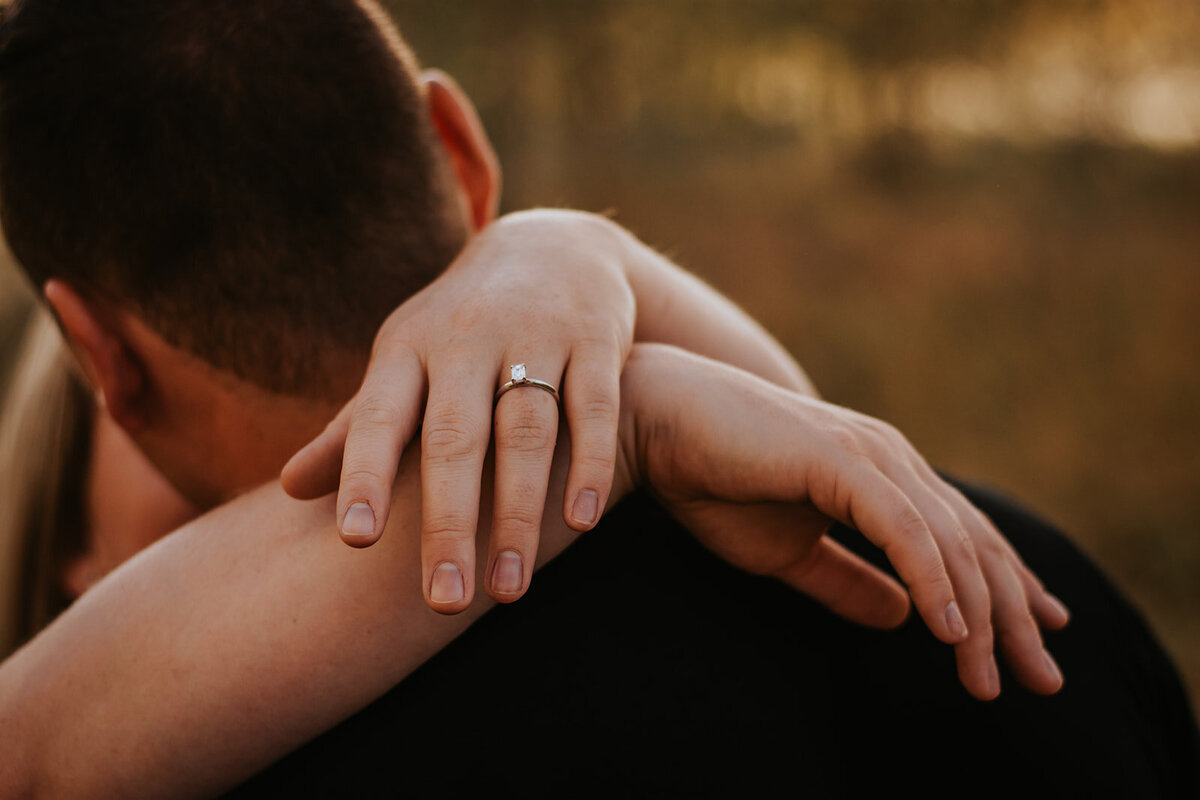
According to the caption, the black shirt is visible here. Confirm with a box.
[229,481,1199,798]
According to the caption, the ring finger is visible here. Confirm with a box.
[488,358,564,602]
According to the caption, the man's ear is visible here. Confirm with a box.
[43,280,148,435]
[421,69,501,231]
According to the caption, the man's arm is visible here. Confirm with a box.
[616,344,1068,702]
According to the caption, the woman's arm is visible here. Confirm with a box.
[282,208,815,610]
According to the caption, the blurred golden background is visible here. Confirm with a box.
[1,0,1196,702]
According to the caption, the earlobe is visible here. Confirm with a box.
[421,69,501,231]
[43,280,148,435]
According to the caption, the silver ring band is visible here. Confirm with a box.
[495,363,560,404]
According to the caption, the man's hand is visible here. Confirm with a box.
[619,344,1071,701]
[282,209,635,612]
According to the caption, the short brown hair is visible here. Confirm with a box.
[0,0,468,397]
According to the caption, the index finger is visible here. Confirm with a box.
[812,460,966,646]
[334,348,426,547]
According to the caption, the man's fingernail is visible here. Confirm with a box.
[342,503,375,537]
[571,489,599,526]
[491,550,523,595]
[430,562,464,604]
[987,655,1001,697]
[945,600,969,641]
[1043,651,1063,686]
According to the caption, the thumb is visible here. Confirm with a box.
[775,537,912,630]
[280,401,353,500]
[669,500,910,629]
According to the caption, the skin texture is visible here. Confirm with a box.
[63,409,198,598]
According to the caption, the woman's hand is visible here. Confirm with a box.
[282,209,635,612]
[618,344,1071,701]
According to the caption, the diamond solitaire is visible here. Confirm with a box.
[495,363,560,405]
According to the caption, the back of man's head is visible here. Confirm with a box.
[0,0,469,398]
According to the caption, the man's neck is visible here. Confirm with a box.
[127,323,353,508]
[182,383,341,509]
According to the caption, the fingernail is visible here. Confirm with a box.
[571,489,599,526]
[430,562,464,604]
[987,655,1001,697]
[945,600,969,641]
[491,550,523,595]
[342,503,375,537]
[1043,651,1063,686]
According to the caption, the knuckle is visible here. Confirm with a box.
[996,613,1040,651]
[492,507,544,533]
[571,330,622,356]
[825,424,862,455]
[974,533,1008,563]
[353,393,407,427]
[954,513,975,544]
[863,417,892,436]
[882,422,910,448]
[496,405,557,454]
[573,448,616,476]
[570,391,619,425]
[372,327,418,360]
[338,466,387,490]
[575,328,624,352]
[422,413,486,460]
[861,416,903,445]
[423,514,477,542]
[944,519,977,559]
[340,439,394,468]
[896,505,929,540]
[921,558,952,592]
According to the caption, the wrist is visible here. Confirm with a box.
[616,342,687,496]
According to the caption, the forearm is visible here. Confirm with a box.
[0,440,587,799]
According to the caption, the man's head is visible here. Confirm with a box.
[0,0,499,502]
